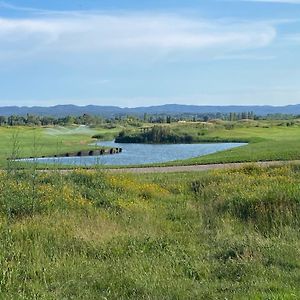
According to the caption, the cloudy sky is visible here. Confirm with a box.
[0,0,300,107]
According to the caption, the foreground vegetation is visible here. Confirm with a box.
[0,164,299,299]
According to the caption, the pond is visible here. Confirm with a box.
[22,141,247,166]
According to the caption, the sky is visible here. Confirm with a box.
[0,0,300,107]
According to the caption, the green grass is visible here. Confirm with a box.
[0,165,299,299]
[182,125,300,165]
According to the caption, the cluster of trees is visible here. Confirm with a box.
[0,114,106,126]
[227,112,256,121]
[262,114,298,120]
[142,112,257,123]
[141,111,300,123]
[115,125,195,144]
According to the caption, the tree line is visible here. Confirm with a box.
[0,111,297,127]
[0,114,106,126]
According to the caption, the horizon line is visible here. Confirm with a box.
[0,103,299,109]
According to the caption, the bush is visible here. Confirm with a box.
[116,126,196,144]
[92,133,105,139]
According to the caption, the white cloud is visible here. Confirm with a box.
[0,12,277,60]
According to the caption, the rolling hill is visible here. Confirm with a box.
[0,104,299,117]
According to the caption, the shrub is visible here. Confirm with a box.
[116,125,196,144]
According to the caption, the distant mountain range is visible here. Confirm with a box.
[0,104,299,117]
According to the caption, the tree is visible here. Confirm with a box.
[0,116,6,126]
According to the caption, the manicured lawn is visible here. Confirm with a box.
[184,126,300,164]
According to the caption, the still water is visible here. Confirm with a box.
[22,141,246,166]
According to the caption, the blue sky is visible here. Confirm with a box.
[0,0,300,107]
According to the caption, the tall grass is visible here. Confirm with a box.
[192,165,300,232]
[0,160,299,298]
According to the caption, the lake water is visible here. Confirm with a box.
[22,141,246,166]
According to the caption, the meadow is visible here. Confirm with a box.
[0,164,299,299]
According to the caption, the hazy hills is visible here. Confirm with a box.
[0,104,299,117]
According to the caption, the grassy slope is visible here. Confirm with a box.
[0,166,299,298]
[185,126,300,164]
